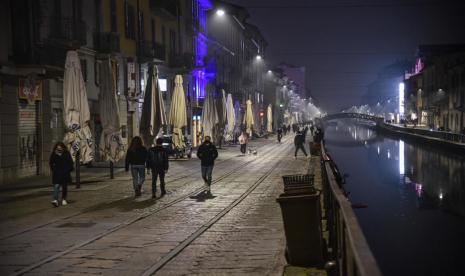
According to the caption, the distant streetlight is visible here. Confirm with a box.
[216,9,225,16]
[279,104,284,107]
[267,70,272,73]
[256,55,262,60]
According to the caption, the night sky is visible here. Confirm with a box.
[227,0,465,113]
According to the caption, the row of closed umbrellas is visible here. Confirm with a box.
[62,50,273,165]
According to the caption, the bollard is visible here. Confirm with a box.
[110,161,114,179]
[75,150,81,189]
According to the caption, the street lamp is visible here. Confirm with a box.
[267,70,272,74]
[216,9,225,16]
[256,55,262,60]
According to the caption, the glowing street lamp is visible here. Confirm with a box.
[399,82,405,116]
[216,9,225,16]
[256,55,262,60]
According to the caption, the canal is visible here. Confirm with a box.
[324,120,465,276]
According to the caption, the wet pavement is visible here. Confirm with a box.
[0,134,318,275]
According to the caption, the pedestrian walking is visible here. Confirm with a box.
[282,124,287,136]
[49,142,74,207]
[125,136,148,197]
[239,132,247,154]
[277,128,283,143]
[294,131,308,158]
[147,137,169,198]
[196,136,218,193]
[310,125,315,136]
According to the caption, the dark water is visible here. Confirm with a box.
[325,121,465,276]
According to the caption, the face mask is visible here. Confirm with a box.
[55,148,63,156]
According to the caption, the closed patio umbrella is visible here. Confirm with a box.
[98,59,125,163]
[63,50,94,164]
[216,89,227,144]
[244,99,255,136]
[201,89,218,141]
[234,100,242,136]
[140,65,167,147]
[168,75,187,149]
[267,104,273,133]
[225,93,235,142]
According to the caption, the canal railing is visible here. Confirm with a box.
[379,123,465,152]
[320,144,382,276]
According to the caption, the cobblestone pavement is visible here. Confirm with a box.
[0,134,315,275]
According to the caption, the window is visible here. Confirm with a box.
[124,1,135,39]
[110,0,117,32]
[169,29,176,57]
[162,25,166,46]
[151,19,155,43]
[95,0,101,32]
[139,11,144,40]
[80,59,87,82]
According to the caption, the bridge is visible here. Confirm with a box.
[322,112,384,124]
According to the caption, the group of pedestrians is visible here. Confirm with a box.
[48,124,319,206]
[48,135,219,206]
[124,137,168,198]
[125,136,218,197]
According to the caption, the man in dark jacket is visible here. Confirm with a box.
[196,136,218,193]
[277,128,283,143]
[294,131,308,158]
[147,138,169,198]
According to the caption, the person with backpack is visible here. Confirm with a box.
[147,137,169,198]
[49,142,74,207]
[196,136,218,193]
[125,136,148,197]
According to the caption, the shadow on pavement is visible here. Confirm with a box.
[83,196,156,213]
[189,191,216,202]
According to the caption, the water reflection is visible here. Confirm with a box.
[325,121,465,276]
[327,122,465,216]
[402,141,465,216]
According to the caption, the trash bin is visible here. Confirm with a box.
[277,192,325,267]
[309,142,321,156]
[282,174,316,195]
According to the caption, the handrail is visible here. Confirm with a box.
[321,144,382,276]
[381,123,465,144]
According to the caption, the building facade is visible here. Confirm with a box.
[0,0,273,184]
[207,1,267,133]
[0,0,202,184]
[405,45,465,132]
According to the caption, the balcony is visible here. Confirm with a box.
[93,32,120,53]
[48,16,87,47]
[149,0,178,20]
[140,40,166,62]
[170,53,195,70]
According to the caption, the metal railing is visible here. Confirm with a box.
[382,123,465,144]
[321,144,382,276]
[139,40,166,61]
[48,16,87,45]
[323,113,384,124]
[93,32,120,53]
